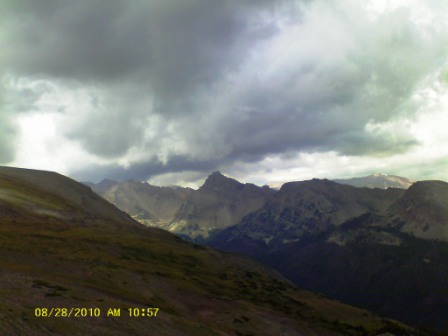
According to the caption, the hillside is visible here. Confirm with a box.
[0,166,416,335]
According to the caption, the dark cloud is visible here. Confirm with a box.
[3,0,279,89]
[3,0,287,158]
[2,1,448,181]
[4,1,149,81]
[72,154,222,183]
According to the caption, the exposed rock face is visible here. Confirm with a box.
[168,172,275,239]
[199,171,243,192]
[90,172,275,240]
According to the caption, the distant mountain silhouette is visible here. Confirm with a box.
[333,173,414,189]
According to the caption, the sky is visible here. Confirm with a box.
[2,0,448,188]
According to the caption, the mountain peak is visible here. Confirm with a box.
[200,171,243,192]
[209,170,225,178]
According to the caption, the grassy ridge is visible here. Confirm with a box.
[0,219,416,335]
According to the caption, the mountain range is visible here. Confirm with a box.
[88,172,275,241]
[1,166,419,335]
[87,171,448,332]
[208,178,448,330]
[88,172,414,242]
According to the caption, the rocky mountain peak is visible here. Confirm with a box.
[199,171,243,192]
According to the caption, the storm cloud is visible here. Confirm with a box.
[2,0,448,185]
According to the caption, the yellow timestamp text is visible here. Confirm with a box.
[35,307,101,318]
[34,307,160,318]
[127,307,159,317]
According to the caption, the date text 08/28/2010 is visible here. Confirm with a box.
[34,307,159,318]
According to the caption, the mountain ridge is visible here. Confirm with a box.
[0,165,419,335]
[89,171,275,240]
[207,178,448,330]
[83,170,448,330]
